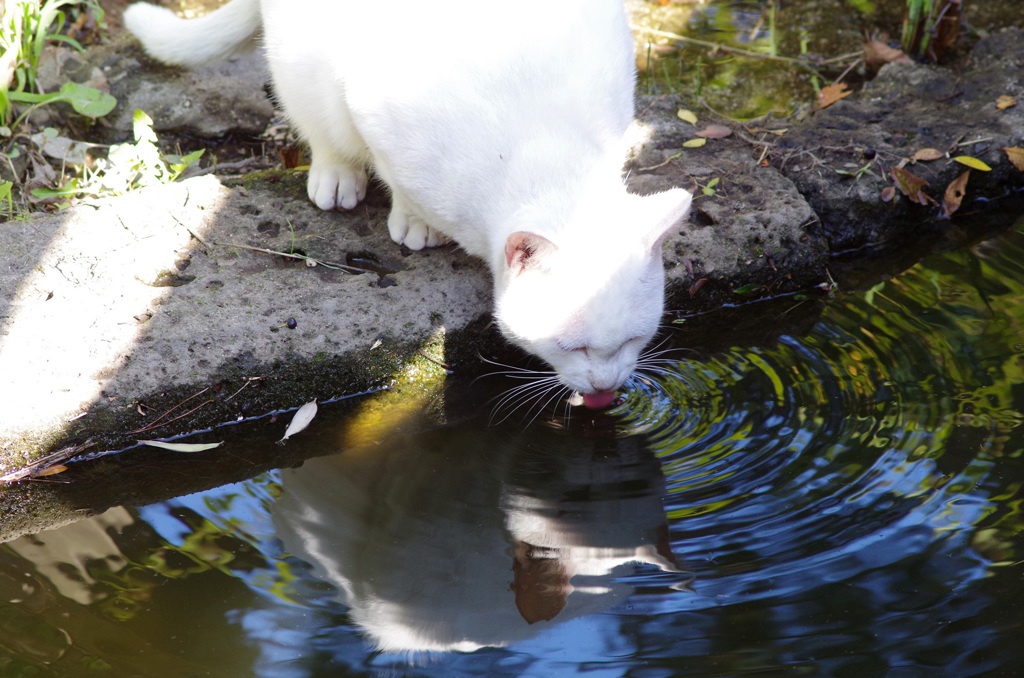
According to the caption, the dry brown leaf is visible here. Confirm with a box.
[695,124,732,139]
[891,167,937,206]
[1004,147,1024,171]
[818,82,853,109]
[863,39,911,71]
[913,148,945,162]
[996,95,1017,111]
[279,146,303,169]
[36,464,68,477]
[943,170,970,216]
[930,0,961,61]
[880,186,896,202]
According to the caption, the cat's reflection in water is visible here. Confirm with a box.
[273,419,690,652]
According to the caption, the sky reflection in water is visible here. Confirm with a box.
[5,226,1024,677]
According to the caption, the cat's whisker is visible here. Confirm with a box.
[475,353,555,375]
[501,380,567,425]
[487,375,564,426]
[472,352,557,387]
[522,383,573,428]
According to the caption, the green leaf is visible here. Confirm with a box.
[734,283,763,296]
[59,82,116,117]
[30,179,81,200]
[12,82,117,118]
[683,138,707,148]
[133,108,159,143]
[677,108,698,124]
[168,148,205,179]
[45,34,85,52]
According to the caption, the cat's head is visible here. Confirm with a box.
[494,188,692,407]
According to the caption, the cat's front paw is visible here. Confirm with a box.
[387,207,450,250]
[307,162,368,211]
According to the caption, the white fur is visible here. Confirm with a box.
[122,0,261,67]
[123,0,693,396]
[272,428,685,652]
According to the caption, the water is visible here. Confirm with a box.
[630,0,1024,118]
[4,218,1024,676]
[5,0,1024,672]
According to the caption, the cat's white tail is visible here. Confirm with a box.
[123,0,261,68]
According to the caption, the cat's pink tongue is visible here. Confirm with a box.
[582,390,616,409]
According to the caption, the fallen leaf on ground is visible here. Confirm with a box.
[863,39,911,71]
[1004,147,1024,171]
[953,155,992,171]
[683,138,707,148]
[279,399,318,442]
[891,166,937,205]
[695,124,732,139]
[139,440,224,452]
[943,170,970,216]
[912,148,945,162]
[677,108,698,124]
[279,145,303,169]
[818,82,852,109]
[880,186,896,202]
[996,95,1017,111]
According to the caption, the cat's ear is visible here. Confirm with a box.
[505,231,557,276]
[641,188,693,250]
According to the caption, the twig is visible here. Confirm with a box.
[634,25,821,73]
[818,50,866,66]
[129,387,211,434]
[225,376,267,401]
[417,350,452,370]
[189,157,266,177]
[186,227,211,248]
[954,136,993,148]
[212,240,376,274]
[637,152,682,172]
[832,57,864,86]
[0,438,97,484]
[130,399,215,435]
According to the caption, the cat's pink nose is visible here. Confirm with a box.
[582,390,616,409]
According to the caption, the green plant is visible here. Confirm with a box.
[1,0,109,129]
[27,110,204,205]
[85,109,204,195]
[901,0,961,61]
[696,176,720,198]
[0,180,13,219]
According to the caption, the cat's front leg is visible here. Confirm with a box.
[386,193,451,250]
[307,153,368,211]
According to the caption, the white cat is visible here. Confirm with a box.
[123,0,692,408]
